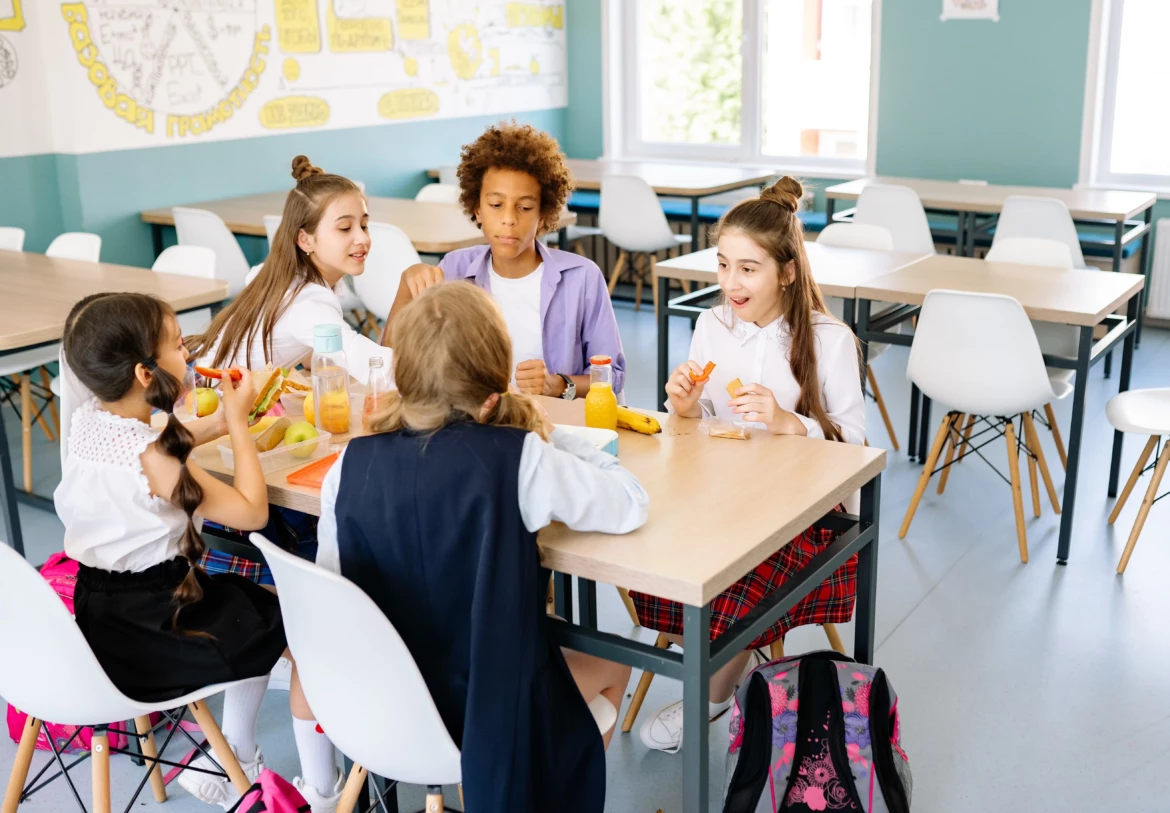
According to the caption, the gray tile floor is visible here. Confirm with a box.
[3,303,1169,812]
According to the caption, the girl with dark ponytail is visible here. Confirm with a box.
[56,293,345,811]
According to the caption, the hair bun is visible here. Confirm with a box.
[291,155,324,181]
[760,176,803,214]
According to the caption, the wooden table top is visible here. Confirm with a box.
[142,192,576,255]
[655,243,930,299]
[825,177,1156,221]
[0,252,229,352]
[855,254,1145,327]
[194,397,885,606]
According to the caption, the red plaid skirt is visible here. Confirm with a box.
[630,518,856,650]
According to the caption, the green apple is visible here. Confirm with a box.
[284,420,320,458]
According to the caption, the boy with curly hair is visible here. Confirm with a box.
[386,121,626,398]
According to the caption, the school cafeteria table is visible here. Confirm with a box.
[651,243,931,395]
[431,158,776,252]
[141,193,576,257]
[193,396,887,813]
[0,251,229,558]
[854,254,1145,563]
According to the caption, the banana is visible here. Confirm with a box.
[616,407,661,435]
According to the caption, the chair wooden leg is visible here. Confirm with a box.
[336,764,368,813]
[633,255,644,312]
[424,786,444,813]
[617,587,640,627]
[1005,419,1029,564]
[1117,441,1170,575]
[187,700,252,796]
[620,633,669,733]
[459,784,465,809]
[769,639,785,659]
[651,256,659,319]
[2,714,39,813]
[936,413,963,495]
[546,574,555,615]
[822,623,845,655]
[1044,403,1067,469]
[680,279,692,295]
[956,414,976,464]
[20,374,32,492]
[607,251,627,296]
[92,729,111,813]
[866,368,899,452]
[899,413,957,538]
[1025,432,1041,518]
[1109,436,1157,524]
[39,367,59,439]
[1023,412,1060,514]
[133,716,168,803]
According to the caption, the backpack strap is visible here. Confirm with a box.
[723,672,772,813]
[868,670,911,813]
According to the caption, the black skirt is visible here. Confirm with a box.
[75,559,287,703]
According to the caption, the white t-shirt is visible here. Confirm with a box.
[488,261,545,381]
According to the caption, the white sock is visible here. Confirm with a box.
[219,678,267,759]
[293,718,337,796]
[709,696,734,717]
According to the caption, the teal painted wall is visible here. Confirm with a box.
[565,0,604,159]
[0,154,65,254]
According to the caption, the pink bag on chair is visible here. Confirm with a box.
[227,769,312,813]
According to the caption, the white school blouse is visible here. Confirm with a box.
[315,427,649,574]
[673,308,866,446]
[200,281,388,385]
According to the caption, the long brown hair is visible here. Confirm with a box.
[63,293,207,630]
[713,177,851,442]
[366,283,550,440]
[188,155,363,368]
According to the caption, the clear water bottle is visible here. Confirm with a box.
[311,324,350,435]
[363,354,392,428]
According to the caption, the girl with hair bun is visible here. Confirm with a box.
[633,177,866,754]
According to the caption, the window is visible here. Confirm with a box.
[1088,0,1170,190]
[616,0,877,174]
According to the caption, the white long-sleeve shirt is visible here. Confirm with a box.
[316,426,649,574]
[672,307,866,445]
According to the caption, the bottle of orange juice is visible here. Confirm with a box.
[584,354,618,431]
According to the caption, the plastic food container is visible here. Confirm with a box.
[553,425,620,456]
[217,431,333,474]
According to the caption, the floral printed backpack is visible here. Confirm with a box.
[723,650,912,813]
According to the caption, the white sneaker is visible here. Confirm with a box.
[293,771,345,813]
[176,744,263,808]
[268,656,293,692]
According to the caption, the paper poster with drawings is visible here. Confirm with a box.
[0,0,566,156]
[941,0,1000,21]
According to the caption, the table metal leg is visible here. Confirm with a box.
[690,198,701,254]
[657,273,671,398]
[577,578,598,631]
[1056,326,1094,563]
[558,226,569,251]
[554,572,573,622]
[826,197,836,225]
[853,476,880,665]
[151,224,164,259]
[954,211,967,257]
[966,212,978,257]
[1104,219,1126,379]
[0,398,24,556]
[918,395,932,465]
[1137,207,1153,349]
[908,384,920,461]
[1108,296,1139,497]
[682,603,711,813]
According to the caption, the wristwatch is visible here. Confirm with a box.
[557,373,576,400]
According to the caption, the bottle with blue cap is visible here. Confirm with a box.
[311,324,350,435]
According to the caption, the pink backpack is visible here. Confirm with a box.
[227,769,311,813]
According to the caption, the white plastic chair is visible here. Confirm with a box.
[599,175,691,314]
[353,222,420,337]
[173,208,250,297]
[0,227,25,251]
[263,215,282,249]
[853,184,936,255]
[414,183,461,204]
[1105,389,1170,574]
[153,245,217,337]
[437,165,459,186]
[899,290,1067,563]
[0,543,257,813]
[46,232,101,262]
[991,196,1087,268]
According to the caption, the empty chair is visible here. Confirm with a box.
[540,210,604,255]
[173,207,250,297]
[991,196,1087,268]
[853,184,935,255]
[599,174,691,314]
[153,245,217,336]
[899,290,1067,563]
[352,222,420,338]
[0,227,25,251]
[46,232,101,262]
[263,215,282,249]
[0,543,254,813]
[1105,389,1170,574]
[414,183,461,204]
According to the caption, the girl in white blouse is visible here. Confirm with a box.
[55,293,345,812]
[632,177,866,754]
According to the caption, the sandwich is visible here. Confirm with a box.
[248,367,286,422]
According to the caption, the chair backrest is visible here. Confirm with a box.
[817,223,895,251]
[250,534,462,785]
[414,184,461,204]
[599,174,677,252]
[991,196,1086,268]
[985,236,1074,268]
[0,544,142,725]
[437,165,459,186]
[152,245,217,278]
[854,185,935,255]
[46,232,102,262]
[172,208,250,297]
[353,222,420,319]
[264,215,282,249]
[0,226,25,251]
[908,289,1054,417]
[353,180,367,193]
[245,264,264,287]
